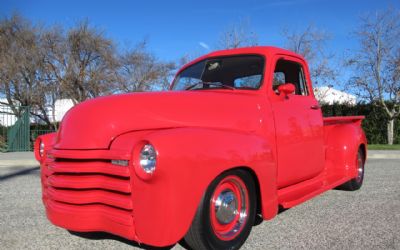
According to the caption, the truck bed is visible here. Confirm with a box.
[275,115,366,208]
[323,116,364,126]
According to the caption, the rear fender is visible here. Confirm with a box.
[111,128,277,246]
[324,123,367,177]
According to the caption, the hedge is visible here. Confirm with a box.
[321,103,400,144]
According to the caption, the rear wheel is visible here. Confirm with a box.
[337,148,365,191]
[184,169,256,250]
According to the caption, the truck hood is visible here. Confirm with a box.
[54,90,261,150]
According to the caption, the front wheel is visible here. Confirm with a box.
[184,169,256,250]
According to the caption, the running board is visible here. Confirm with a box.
[277,174,351,208]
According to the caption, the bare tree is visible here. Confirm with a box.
[43,21,119,104]
[118,41,175,92]
[0,14,53,126]
[346,9,400,144]
[217,19,258,49]
[282,25,337,86]
[40,26,65,125]
[1,14,177,131]
[177,54,192,68]
[0,16,124,129]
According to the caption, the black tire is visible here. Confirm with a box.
[184,169,256,250]
[336,149,365,191]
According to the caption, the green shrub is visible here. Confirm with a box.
[321,103,399,144]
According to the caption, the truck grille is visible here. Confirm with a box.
[42,156,133,216]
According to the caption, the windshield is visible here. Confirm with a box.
[171,55,265,91]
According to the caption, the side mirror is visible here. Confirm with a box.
[277,83,295,96]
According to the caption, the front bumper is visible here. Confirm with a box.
[40,149,139,242]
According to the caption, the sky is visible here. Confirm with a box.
[1,0,399,65]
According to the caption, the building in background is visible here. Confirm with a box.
[49,99,75,123]
[0,98,18,127]
[0,98,75,127]
[314,86,356,105]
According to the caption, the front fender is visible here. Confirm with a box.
[34,132,57,162]
[111,128,277,246]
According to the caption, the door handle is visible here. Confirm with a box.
[310,105,320,110]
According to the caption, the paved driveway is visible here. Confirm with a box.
[0,158,399,249]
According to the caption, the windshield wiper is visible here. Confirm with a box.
[185,82,235,90]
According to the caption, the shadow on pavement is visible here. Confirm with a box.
[68,231,177,250]
[0,166,40,181]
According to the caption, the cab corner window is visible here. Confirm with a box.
[273,59,308,96]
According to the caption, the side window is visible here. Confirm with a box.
[273,59,309,96]
[273,72,285,90]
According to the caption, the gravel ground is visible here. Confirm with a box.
[0,159,399,250]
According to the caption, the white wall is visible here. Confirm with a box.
[48,99,75,123]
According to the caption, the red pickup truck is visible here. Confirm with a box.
[36,46,367,250]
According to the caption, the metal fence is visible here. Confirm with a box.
[0,105,55,152]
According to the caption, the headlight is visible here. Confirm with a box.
[139,144,157,174]
[39,140,45,158]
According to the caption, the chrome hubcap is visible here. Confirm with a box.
[215,190,238,224]
[210,176,249,241]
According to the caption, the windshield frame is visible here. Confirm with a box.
[170,53,266,91]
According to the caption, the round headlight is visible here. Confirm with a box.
[139,144,157,174]
[39,141,45,158]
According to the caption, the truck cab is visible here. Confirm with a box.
[36,46,367,250]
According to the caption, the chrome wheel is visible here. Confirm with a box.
[210,175,249,241]
[214,190,237,224]
[184,170,256,250]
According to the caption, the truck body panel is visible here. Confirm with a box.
[55,91,263,150]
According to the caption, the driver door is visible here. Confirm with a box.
[269,55,325,189]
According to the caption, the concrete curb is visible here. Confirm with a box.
[0,160,38,168]
[0,152,37,168]
[367,150,400,159]
[367,154,400,159]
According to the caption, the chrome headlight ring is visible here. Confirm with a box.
[134,142,157,180]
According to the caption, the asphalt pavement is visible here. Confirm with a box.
[0,155,399,249]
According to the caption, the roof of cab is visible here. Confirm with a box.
[206,46,300,58]
[179,46,305,73]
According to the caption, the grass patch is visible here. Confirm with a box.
[368,144,400,150]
